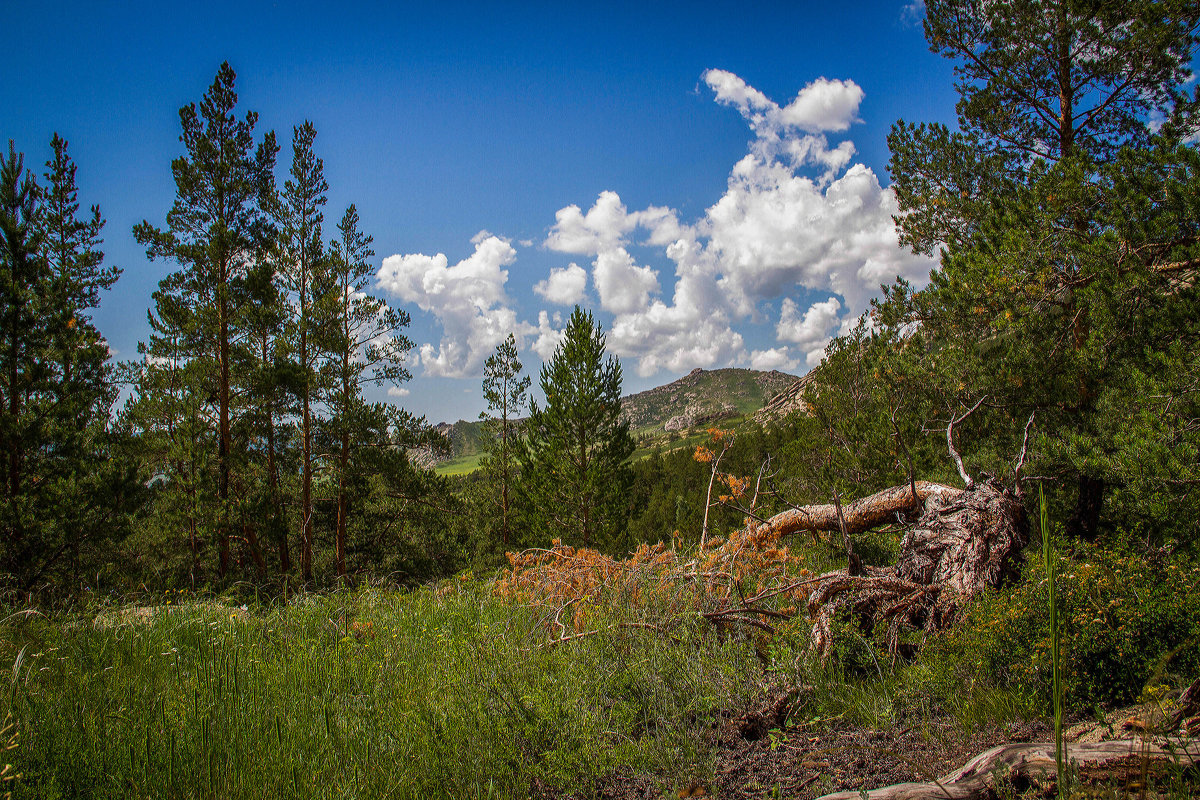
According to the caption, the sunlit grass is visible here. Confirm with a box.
[1,582,761,799]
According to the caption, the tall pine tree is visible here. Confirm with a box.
[276,121,329,584]
[324,204,415,582]
[519,307,634,549]
[134,62,278,577]
[479,332,529,548]
[0,137,126,593]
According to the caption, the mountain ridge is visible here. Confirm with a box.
[423,367,800,472]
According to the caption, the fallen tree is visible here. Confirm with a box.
[748,403,1033,656]
[772,477,1028,655]
[501,405,1032,656]
[813,738,1200,800]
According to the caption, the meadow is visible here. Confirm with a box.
[3,533,1198,800]
[2,582,764,800]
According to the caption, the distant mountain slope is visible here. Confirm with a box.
[619,367,798,434]
[425,367,799,472]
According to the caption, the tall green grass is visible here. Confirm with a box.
[1041,486,1065,793]
[1,583,762,799]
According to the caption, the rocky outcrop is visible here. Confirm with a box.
[754,371,816,424]
[663,401,737,432]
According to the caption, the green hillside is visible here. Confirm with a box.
[432,367,797,475]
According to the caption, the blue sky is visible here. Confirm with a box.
[5,0,959,423]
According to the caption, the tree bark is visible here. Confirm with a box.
[217,275,231,579]
[758,482,962,540]
[780,480,1028,656]
[815,738,1199,800]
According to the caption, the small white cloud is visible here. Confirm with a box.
[749,347,798,372]
[901,0,926,26]
[777,77,864,133]
[593,249,659,314]
[775,296,844,368]
[387,386,411,398]
[531,310,564,363]
[533,262,588,306]
[703,70,863,134]
[544,190,636,255]
[776,297,842,349]
[702,70,865,183]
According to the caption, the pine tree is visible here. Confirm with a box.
[276,121,329,584]
[243,253,294,579]
[883,0,1200,540]
[325,204,415,582]
[519,307,634,549]
[479,333,530,548]
[134,62,278,577]
[0,138,127,593]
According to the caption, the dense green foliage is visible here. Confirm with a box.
[925,543,1200,710]
[118,64,439,591]
[884,0,1200,543]
[0,136,133,596]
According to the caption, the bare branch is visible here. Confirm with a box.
[1013,411,1036,492]
[947,396,987,488]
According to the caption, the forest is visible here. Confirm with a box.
[2,1,1200,798]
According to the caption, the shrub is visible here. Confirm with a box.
[924,543,1200,709]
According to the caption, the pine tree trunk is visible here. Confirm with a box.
[242,522,267,579]
[265,336,290,576]
[301,389,312,583]
[300,297,313,583]
[335,433,349,584]
[218,279,231,579]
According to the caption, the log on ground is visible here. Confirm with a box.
[814,738,1200,800]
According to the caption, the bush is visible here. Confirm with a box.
[924,543,1200,709]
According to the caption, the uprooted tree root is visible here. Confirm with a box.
[500,478,1027,657]
[800,478,1028,655]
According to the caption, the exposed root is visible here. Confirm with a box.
[804,479,1027,656]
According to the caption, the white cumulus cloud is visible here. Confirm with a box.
[776,297,843,367]
[533,262,588,306]
[593,249,660,314]
[544,190,638,256]
[749,347,799,372]
[529,70,935,379]
[377,234,534,378]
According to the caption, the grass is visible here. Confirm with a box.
[1,583,763,800]
[433,451,485,476]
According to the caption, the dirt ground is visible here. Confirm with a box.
[535,690,1200,800]
[539,698,1051,800]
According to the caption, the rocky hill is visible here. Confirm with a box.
[753,370,816,424]
[421,367,800,470]
[619,367,798,433]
